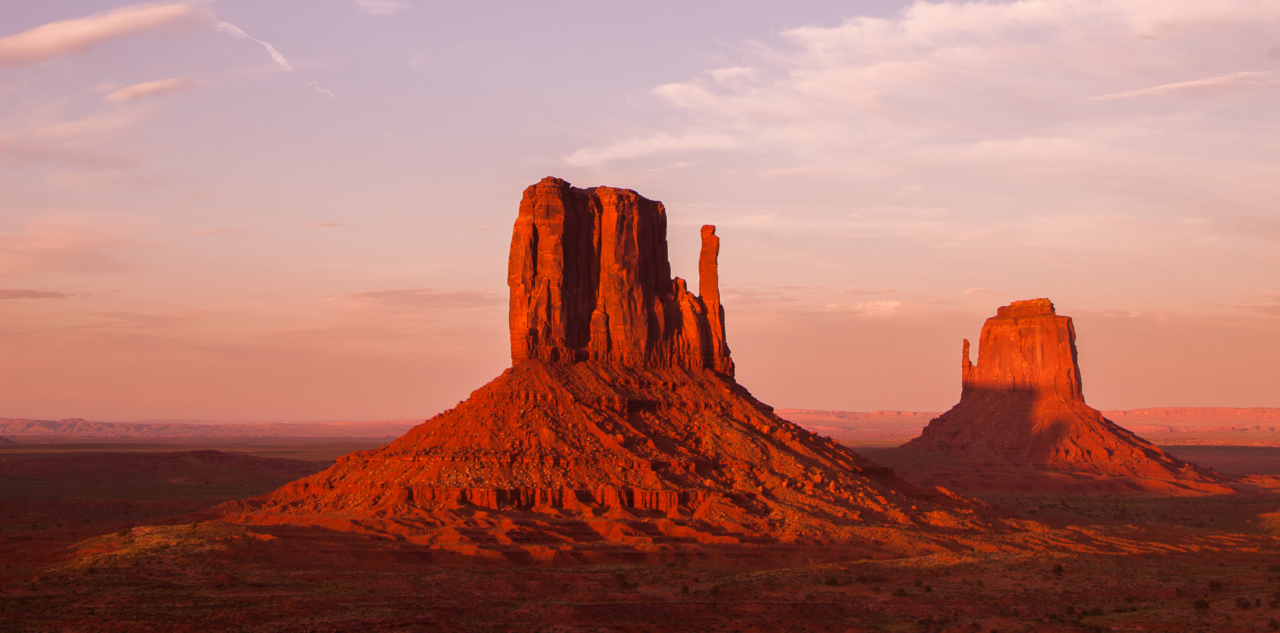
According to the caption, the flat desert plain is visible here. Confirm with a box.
[2,429,1279,632]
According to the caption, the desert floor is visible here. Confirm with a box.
[2,439,1279,633]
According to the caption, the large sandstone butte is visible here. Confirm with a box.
[219,177,992,559]
[884,299,1227,493]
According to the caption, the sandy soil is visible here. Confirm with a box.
[2,441,1279,632]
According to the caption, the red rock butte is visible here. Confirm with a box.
[218,177,994,560]
[508,178,732,376]
[889,299,1225,491]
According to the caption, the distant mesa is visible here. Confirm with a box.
[218,177,994,559]
[878,299,1230,493]
[0,436,14,445]
[0,418,416,439]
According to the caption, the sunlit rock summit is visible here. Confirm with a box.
[219,177,991,559]
[509,178,732,375]
[887,299,1226,492]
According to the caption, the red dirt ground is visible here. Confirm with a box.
[3,442,1280,632]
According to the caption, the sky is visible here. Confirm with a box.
[1,0,1277,422]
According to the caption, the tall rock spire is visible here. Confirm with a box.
[507,177,733,375]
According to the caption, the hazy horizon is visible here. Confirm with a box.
[2,1,1277,421]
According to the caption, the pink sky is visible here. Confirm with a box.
[1,1,1277,421]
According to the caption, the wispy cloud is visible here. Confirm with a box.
[89,310,211,330]
[212,20,292,71]
[310,222,342,228]
[566,134,741,167]
[0,2,200,67]
[353,0,411,16]
[1086,72,1278,101]
[331,288,500,312]
[0,289,69,300]
[104,77,203,102]
[185,229,248,236]
[0,218,141,277]
[211,19,338,98]
[823,300,903,316]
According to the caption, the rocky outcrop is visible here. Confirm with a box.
[509,177,732,376]
[887,299,1226,490]
[218,178,994,557]
[960,298,1081,400]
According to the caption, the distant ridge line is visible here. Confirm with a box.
[3,407,1277,441]
[0,418,420,438]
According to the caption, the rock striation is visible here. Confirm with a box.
[218,178,993,558]
[888,299,1226,490]
[509,177,733,375]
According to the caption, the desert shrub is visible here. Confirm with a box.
[1209,580,1223,592]
[822,576,839,586]
[680,585,689,594]
[116,527,132,538]
[893,588,907,597]
[1236,597,1254,610]
[1062,606,1076,616]
[1052,563,1064,575]
[1193,599,1211,612]
[914,578,923,587]
[855,574,869,583]
[1268,565,1280,573]
[1089,607,1104,616]
[1267,617,1278,631]
[924,585,932,593]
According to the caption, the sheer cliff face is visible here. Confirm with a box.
[961,298,1083,401]
[508,177,733,376]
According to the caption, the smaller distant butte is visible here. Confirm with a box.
[877,299,1230,494]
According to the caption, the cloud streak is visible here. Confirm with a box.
[1086,72,1278,101]
[353,0,411,15]
[213,20,292,71]
[331,288,500,312]
[0,289,69,300]
[0,2,200,67]
[104,77,203,102]
[0,218,143,277]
